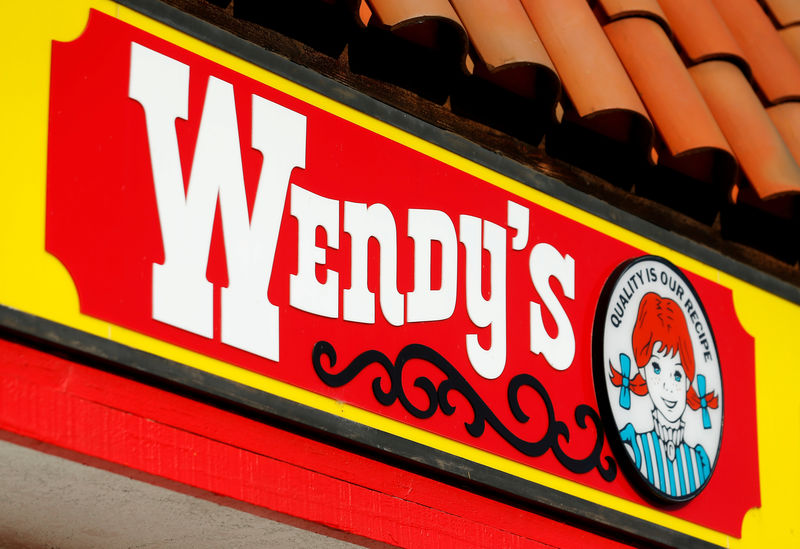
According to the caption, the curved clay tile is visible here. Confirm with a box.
[358,0,373,26]
[521,0,653,145]
[767,102,800,168]
[762,0,800,28]
[690,60,800,199]
[605,18,735,183]
[597,0,670,34]
[450,0,559,100]
[780,26,800,66]
[711,0,800,104]
[368,0,458,26]
[656,0,749,72]
[367,0,468,54]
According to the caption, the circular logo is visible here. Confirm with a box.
[593,256,723,504]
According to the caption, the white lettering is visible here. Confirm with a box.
[290,185,339,318]
[460,215,507,379]
[129,44,582,378]
[129,42,305,360]
[507,201,530,251]
[343,201,404,326]
[407,209,457,323]
[529,243,575,371]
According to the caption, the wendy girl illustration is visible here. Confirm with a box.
[609,292,719,499]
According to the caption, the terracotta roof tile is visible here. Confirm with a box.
[690,60,800,200]
[367,0,467,53]
[767,102,800,168]
[762,0,800,28]
[368,0,458,27]
[521,0,653,146]
[656,0,749,72]
[605,17,734,184]
[596,0,670,32]
[780,26,800,65]
[711,0,800,104]
[359,0,373,26]
[450,0,559,100]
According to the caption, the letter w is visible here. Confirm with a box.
[128,42,306,361]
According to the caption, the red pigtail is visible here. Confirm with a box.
[609,362,649,396]
[687,386,719,410]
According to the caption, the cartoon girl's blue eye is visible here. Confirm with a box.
[652,362,661,374]
[674,371,682,382]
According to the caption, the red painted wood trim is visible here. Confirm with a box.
[0,337,629,548]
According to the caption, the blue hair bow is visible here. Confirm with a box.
[697,374,712,429]
[618,353,632,410]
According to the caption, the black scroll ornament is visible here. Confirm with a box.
[312,341,617,482]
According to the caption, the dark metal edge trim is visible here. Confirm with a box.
[0,306,722,549]
[115,0,800,307]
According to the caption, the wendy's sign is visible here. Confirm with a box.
[45,9,759,537]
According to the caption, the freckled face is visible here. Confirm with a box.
[641,344,690,423]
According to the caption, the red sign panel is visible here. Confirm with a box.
[46,10,758,535]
